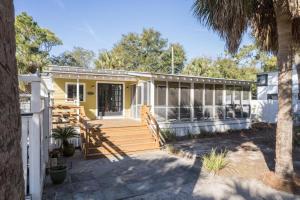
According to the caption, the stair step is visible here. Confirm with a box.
[88,137,155,146]
[87,142,157,154]
[85,148,159,159]
[100,126,148,132]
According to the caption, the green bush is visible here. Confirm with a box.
[202,148,228,174]
[161,129,176,142]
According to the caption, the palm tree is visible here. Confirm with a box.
[0,0,25,198]
[193,0,300,180]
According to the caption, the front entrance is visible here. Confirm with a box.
[97,83,123,117]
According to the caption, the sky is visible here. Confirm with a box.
[14,0,253,61]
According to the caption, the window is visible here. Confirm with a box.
[257,74,268,86]
[267,93,278,100]
[226,85,234,105]
[66,83,85,102]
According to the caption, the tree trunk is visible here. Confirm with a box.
[274,3,294,179]
[296,54,300,90]
[0,0,25,199]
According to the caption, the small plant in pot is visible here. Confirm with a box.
[48,149,67,184]
[52,126,79,157]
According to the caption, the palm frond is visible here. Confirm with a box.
[51,126,79,141]
[193,0,255,53]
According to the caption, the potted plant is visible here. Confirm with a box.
[49,164,67,184]
[48,149,67,184]
[52,126,79,157]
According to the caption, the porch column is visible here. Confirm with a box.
[223,84,226,120]
[76,78,80,119]
[150,78,155,114]
[166,81,169,121]
[191,82,194,122]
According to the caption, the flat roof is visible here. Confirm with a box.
[45,65,253,85]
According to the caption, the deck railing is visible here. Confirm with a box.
[142,105,166,147]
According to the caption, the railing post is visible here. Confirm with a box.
[30,79,43,200]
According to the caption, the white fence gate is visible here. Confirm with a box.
[19,74,51,200]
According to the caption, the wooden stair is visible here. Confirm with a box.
[83,124,159,159]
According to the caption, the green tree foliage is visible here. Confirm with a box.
[182,44,275,81]
[15,12,62,73]
[95,28,186,73]
[51,47,95,68]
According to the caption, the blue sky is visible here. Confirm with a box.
[15,0,253,61]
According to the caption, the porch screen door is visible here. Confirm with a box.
[98,83,123,117]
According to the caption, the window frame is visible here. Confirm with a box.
[257,74,268,86]
[65,82,86,102]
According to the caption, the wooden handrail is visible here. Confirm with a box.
[142,106,166,147]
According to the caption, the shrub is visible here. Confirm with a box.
[161,129,176,142]
[202,148,228,175]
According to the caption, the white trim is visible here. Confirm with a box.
[65,82,86,102]
[96,81,126,119]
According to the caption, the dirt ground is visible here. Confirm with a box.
[174,123,300,185]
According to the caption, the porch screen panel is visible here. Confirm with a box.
[154,81,166,121]
[194,83,203,120]
[130,85,137,118]
[204,84,213,119]
[242,85,251,118]
[136,86,142,118]
[234,86,242,118]
[143,82,149,105]
[180,82,191,121]
[168,82,179,121]
[225,85,234,118]
[215,85,224,119]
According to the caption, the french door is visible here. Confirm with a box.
[98,83,123,117]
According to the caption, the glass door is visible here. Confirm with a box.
[98,83,123,117]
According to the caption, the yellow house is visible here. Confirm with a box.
[44,65,253,135]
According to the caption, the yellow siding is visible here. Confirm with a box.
[52,78,138,119]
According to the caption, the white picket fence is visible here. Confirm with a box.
[19,74,51,200]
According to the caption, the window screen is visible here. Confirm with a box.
[168,82,179,106]
[67,84,84,101]
[226,85,234,105]
[215,85,223,105]
[205,84,213,105]
[235,86,242,105]
[194,83,203,106]
[180,83,190,106]
[143,82,149,105]
[155,81,166,106]
[243,86,250,101]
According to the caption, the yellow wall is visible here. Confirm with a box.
[52,78,137,119]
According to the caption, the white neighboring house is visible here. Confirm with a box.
[254,66,300,123]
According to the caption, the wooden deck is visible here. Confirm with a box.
[87,118,142,128]
[82,118,159,159]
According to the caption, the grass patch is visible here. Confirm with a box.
[202,148,229,175]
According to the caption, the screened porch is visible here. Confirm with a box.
[153,81,251,123]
